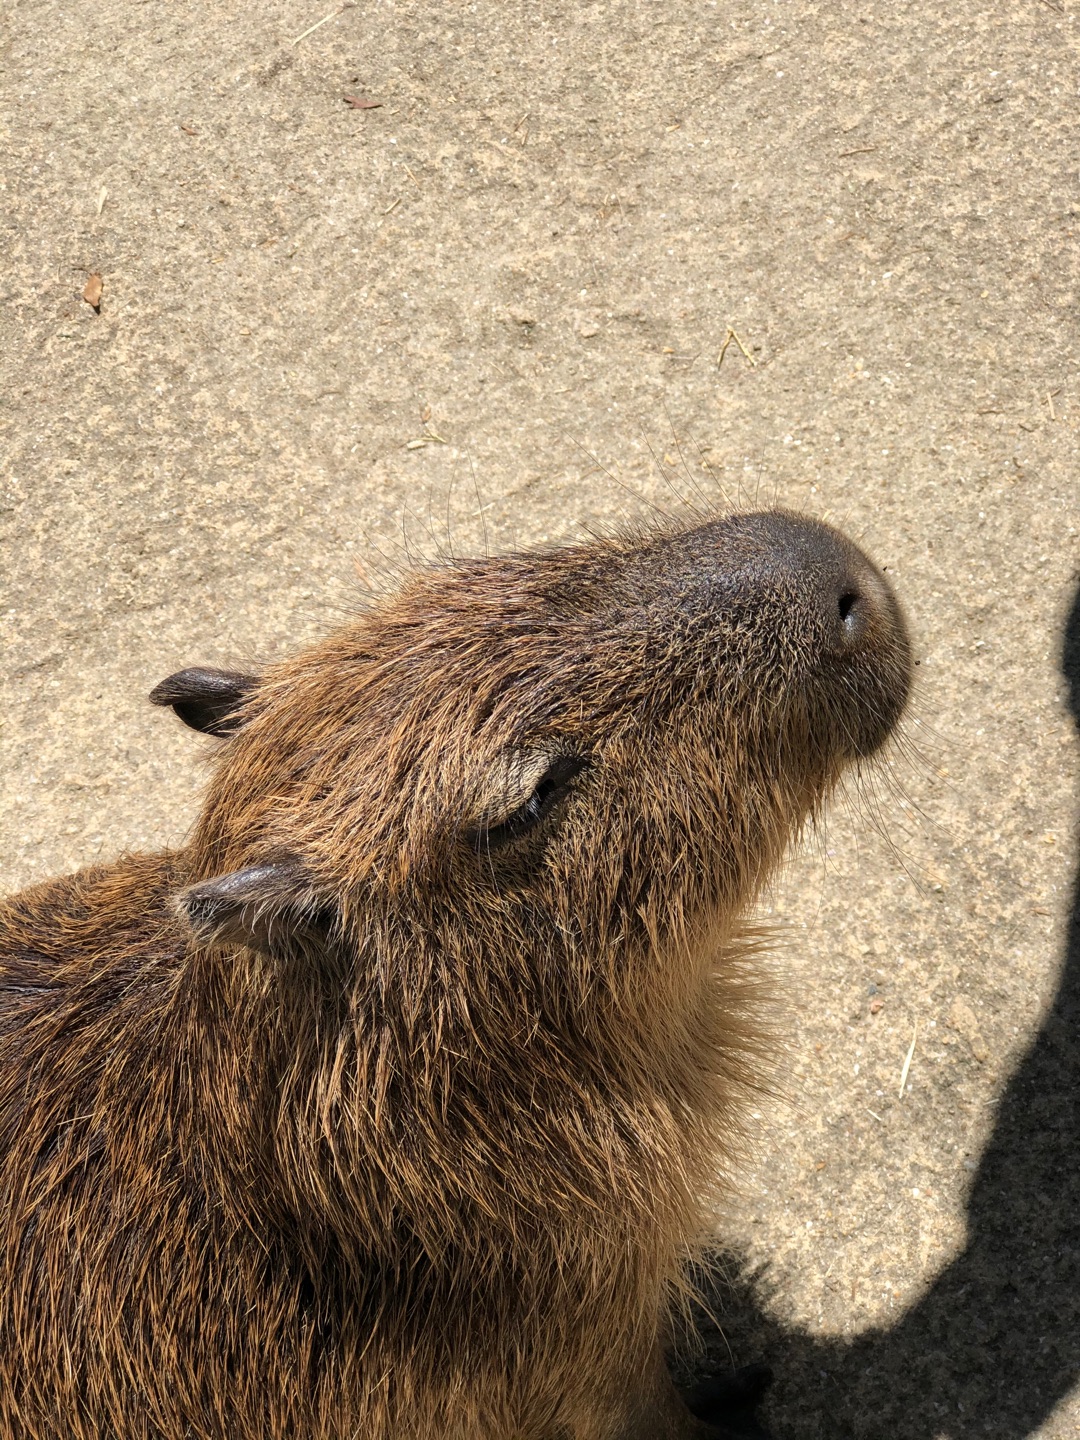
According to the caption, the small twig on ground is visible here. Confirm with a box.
[717,327,757,369]
[291,1,355,47]
[898,1022,918,1099]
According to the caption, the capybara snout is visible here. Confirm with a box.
[0,507,912,1440]
[607,507,911,754]
[687,507,911,757]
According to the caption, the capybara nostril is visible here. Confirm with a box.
[835,585,870,652]
[827,573,872,652]
[824,554,895,658]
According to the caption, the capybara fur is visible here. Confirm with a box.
[0,510,911,1440]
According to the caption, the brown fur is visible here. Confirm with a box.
[0,510,911,1439]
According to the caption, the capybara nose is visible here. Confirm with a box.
[715,508,907,662]
[668,508,912,758]
[772,510,912,755]
[808,529,899,660]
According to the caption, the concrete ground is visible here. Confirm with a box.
[2,1,1078,1435]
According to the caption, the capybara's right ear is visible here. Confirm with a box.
[149,667,260,736]
[178,860,331,954]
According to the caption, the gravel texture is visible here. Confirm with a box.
[2,2,1079,1436]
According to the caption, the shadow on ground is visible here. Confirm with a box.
[684,584,1080,1439]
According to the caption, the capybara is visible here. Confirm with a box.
[0,509,911,1440]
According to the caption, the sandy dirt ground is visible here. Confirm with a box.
[2,2,1079,1436]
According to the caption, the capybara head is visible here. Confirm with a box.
[171,510,909,980]
[154,518,907,1300]
[161,511,909,1237]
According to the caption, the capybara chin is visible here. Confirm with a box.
[0,509,911,1440]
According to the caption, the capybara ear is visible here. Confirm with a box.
[149,667,260,737]
[178,860,331,954]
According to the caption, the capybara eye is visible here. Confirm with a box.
[472,753,589,853]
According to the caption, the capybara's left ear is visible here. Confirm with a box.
[149,667,260,736]
[177,860,331,954]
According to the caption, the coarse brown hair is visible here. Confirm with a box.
[0,509,911,1439]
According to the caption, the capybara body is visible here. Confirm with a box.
[0,510,911,1440]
